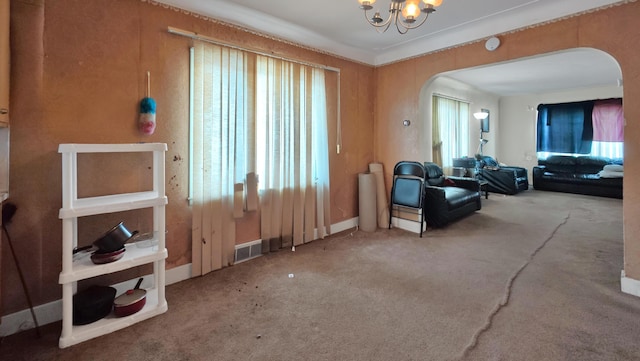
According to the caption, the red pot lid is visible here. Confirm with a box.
[114,289,146,307]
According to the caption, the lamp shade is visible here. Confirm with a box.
[402,0,420,19]
[424,0,443,7]
[358,0,376,9]
[473,111,489,120]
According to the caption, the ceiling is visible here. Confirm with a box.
[442,48,622,96]
[155,0,624,95]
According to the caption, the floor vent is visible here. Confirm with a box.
[235,239,263,264]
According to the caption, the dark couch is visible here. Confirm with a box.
[478,156,529,195]
[532,155,622,198]
[423,162,482,228]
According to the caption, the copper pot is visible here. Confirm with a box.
[90,246,125,264]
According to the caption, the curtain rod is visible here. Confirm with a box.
[172,26,344,155]
[168,26,341,73]
[432,92,471,104]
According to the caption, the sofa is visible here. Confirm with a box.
[532,155,623,198]
[423,162,482,228]
[478,156,529,195]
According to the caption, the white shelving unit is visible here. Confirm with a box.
[58,143,168,348]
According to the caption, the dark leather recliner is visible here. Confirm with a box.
[478,156,529,195]
[423,162,482,228]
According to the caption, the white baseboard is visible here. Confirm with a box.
[0,298,63,336]
[166,263,192,286]
[332,217,358,234]
[621,270,640,297]
[0,263,193,337]
[0,218,359,337]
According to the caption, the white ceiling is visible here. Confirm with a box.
[156,0,624,95]
[442,48,622,96]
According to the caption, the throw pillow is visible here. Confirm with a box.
[443,178,456,187]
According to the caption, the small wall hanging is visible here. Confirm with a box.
[139,71,156,135]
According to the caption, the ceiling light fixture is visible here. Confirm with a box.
[357,0,443,34]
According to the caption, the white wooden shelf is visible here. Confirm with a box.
[59,192,167,218]
[58,244,167,284]
[58,143,167,348]
[58,143,167,153]
[58,286,167,348]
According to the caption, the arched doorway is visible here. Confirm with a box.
[417,47,623,173]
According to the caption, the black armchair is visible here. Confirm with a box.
[423,162,482,228]
[478,156,529,195]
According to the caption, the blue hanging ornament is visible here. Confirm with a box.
[139,71,156,135]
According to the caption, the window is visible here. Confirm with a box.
[536,98,623,160]
[190,43,330,202]
[536,101,593,155]
[432,95,469,169]
[254,57,327,193]
[190,41,333,272]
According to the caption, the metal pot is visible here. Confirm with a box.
[93,222,138,253]
[113,278,146,317]
[73,285,117,325]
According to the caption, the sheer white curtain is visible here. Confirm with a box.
[256,57,331,252]
[191,42,332,273]
[191,42,253,276]
[432,95,469,171]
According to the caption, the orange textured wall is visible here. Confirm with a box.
[3,0,374,314]
[374,2,640,278]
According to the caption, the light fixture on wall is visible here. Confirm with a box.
[357,0,443,34]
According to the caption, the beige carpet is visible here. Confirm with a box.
[1,189,638,361]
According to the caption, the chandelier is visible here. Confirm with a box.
[357,0,443,34]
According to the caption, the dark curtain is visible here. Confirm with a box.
[537,101,593,154]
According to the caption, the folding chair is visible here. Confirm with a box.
[388,161,427,237]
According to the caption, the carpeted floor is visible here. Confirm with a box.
[1,189,637,361]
